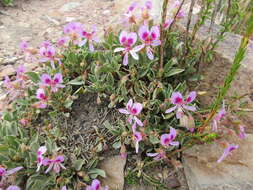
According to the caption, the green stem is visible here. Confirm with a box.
[199,11,253,132]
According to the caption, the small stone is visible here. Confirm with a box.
[0,65,16,80]
[65,17,76,22]
[59,2,81,12]
[99,155,126,190]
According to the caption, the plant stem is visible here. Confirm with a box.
[159,0,169,71]
[199,11,253,133]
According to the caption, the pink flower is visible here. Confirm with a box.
[36,146,47,172]
[43,155,66,173]
[0,166,23,177]
[160,127,179,147]
[39,42,57,68]
[64,22,83,44]
[86,179,109,190]
[119,99,143,127]
[36,88,47,101]
[6,186,20,190]
[177,9,185,18]
[57,36,70,47]
[36,88,47,108]
[40,73,65,92]
[16,65,26,84]
[61,186,67,190]
[239,125,246,139]
[79,25,100,52]
[165,91,197,119]
[3,76,12,89]
[147,150,166,161]
[114,31,143,66]
[138,25,161,60]
[19,41,29,52]
[212,104,226,131]
[20,118,29,126]
[64,22,83,36]
[145,1,152,10]
[164,18,174,30]
[133,131,142,153]
[122,2,139,26]
[217,144,239,163]
[19,41,35,61]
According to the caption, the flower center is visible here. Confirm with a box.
[175,97,183,104]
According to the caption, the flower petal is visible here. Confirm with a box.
[151,40,161,47]
[146,47,154,60]
[128,32,137,46]
[138,25,149,41]
[165,105,177,114]
[170,141,179,146]
[134,116,143,127]
[78,39,87,47]
[147,153,159,157]
[6,167,23,176]
[119,109,130,115]
[185,91,197,103]
[45,163,54,173]
[127,99,133,109]
[37,146,47,155]
[130,50,139,60]
[89,42,95,52]
[182,105,196,112]
[132,103,143,115]
[119,31,128,45]
[132,44,145,52]
[114,47,125,53]
[123,53,129,66]
[150,26,160,40]
[171,92,184,105]
[91,179,101,190]
[169,127,177,140]
[160,134,170,146]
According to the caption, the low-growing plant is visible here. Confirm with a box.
[0,0,252,189]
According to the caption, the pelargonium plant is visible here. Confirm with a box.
[0,0,249,189]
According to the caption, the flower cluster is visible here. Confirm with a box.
[63,22,99,51]
[114,24,161,65]
[119,99,143,153]
[122,1,153,27]
[34,73,64,109]
[36,146,66,173]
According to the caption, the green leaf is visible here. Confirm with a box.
[26,72,40,83]
[164,68,184,78]
[73,159,85,171]
[88,168,106,178]
[3,112,12,122]
[68,76,85,85]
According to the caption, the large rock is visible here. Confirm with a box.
[99,155,126,190]
[183,134,253,190]
[176,15,253,133]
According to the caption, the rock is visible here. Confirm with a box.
[0,65,16,80]
[59,2,81,12]
[183,134,253,190]
[99,155,126,190]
